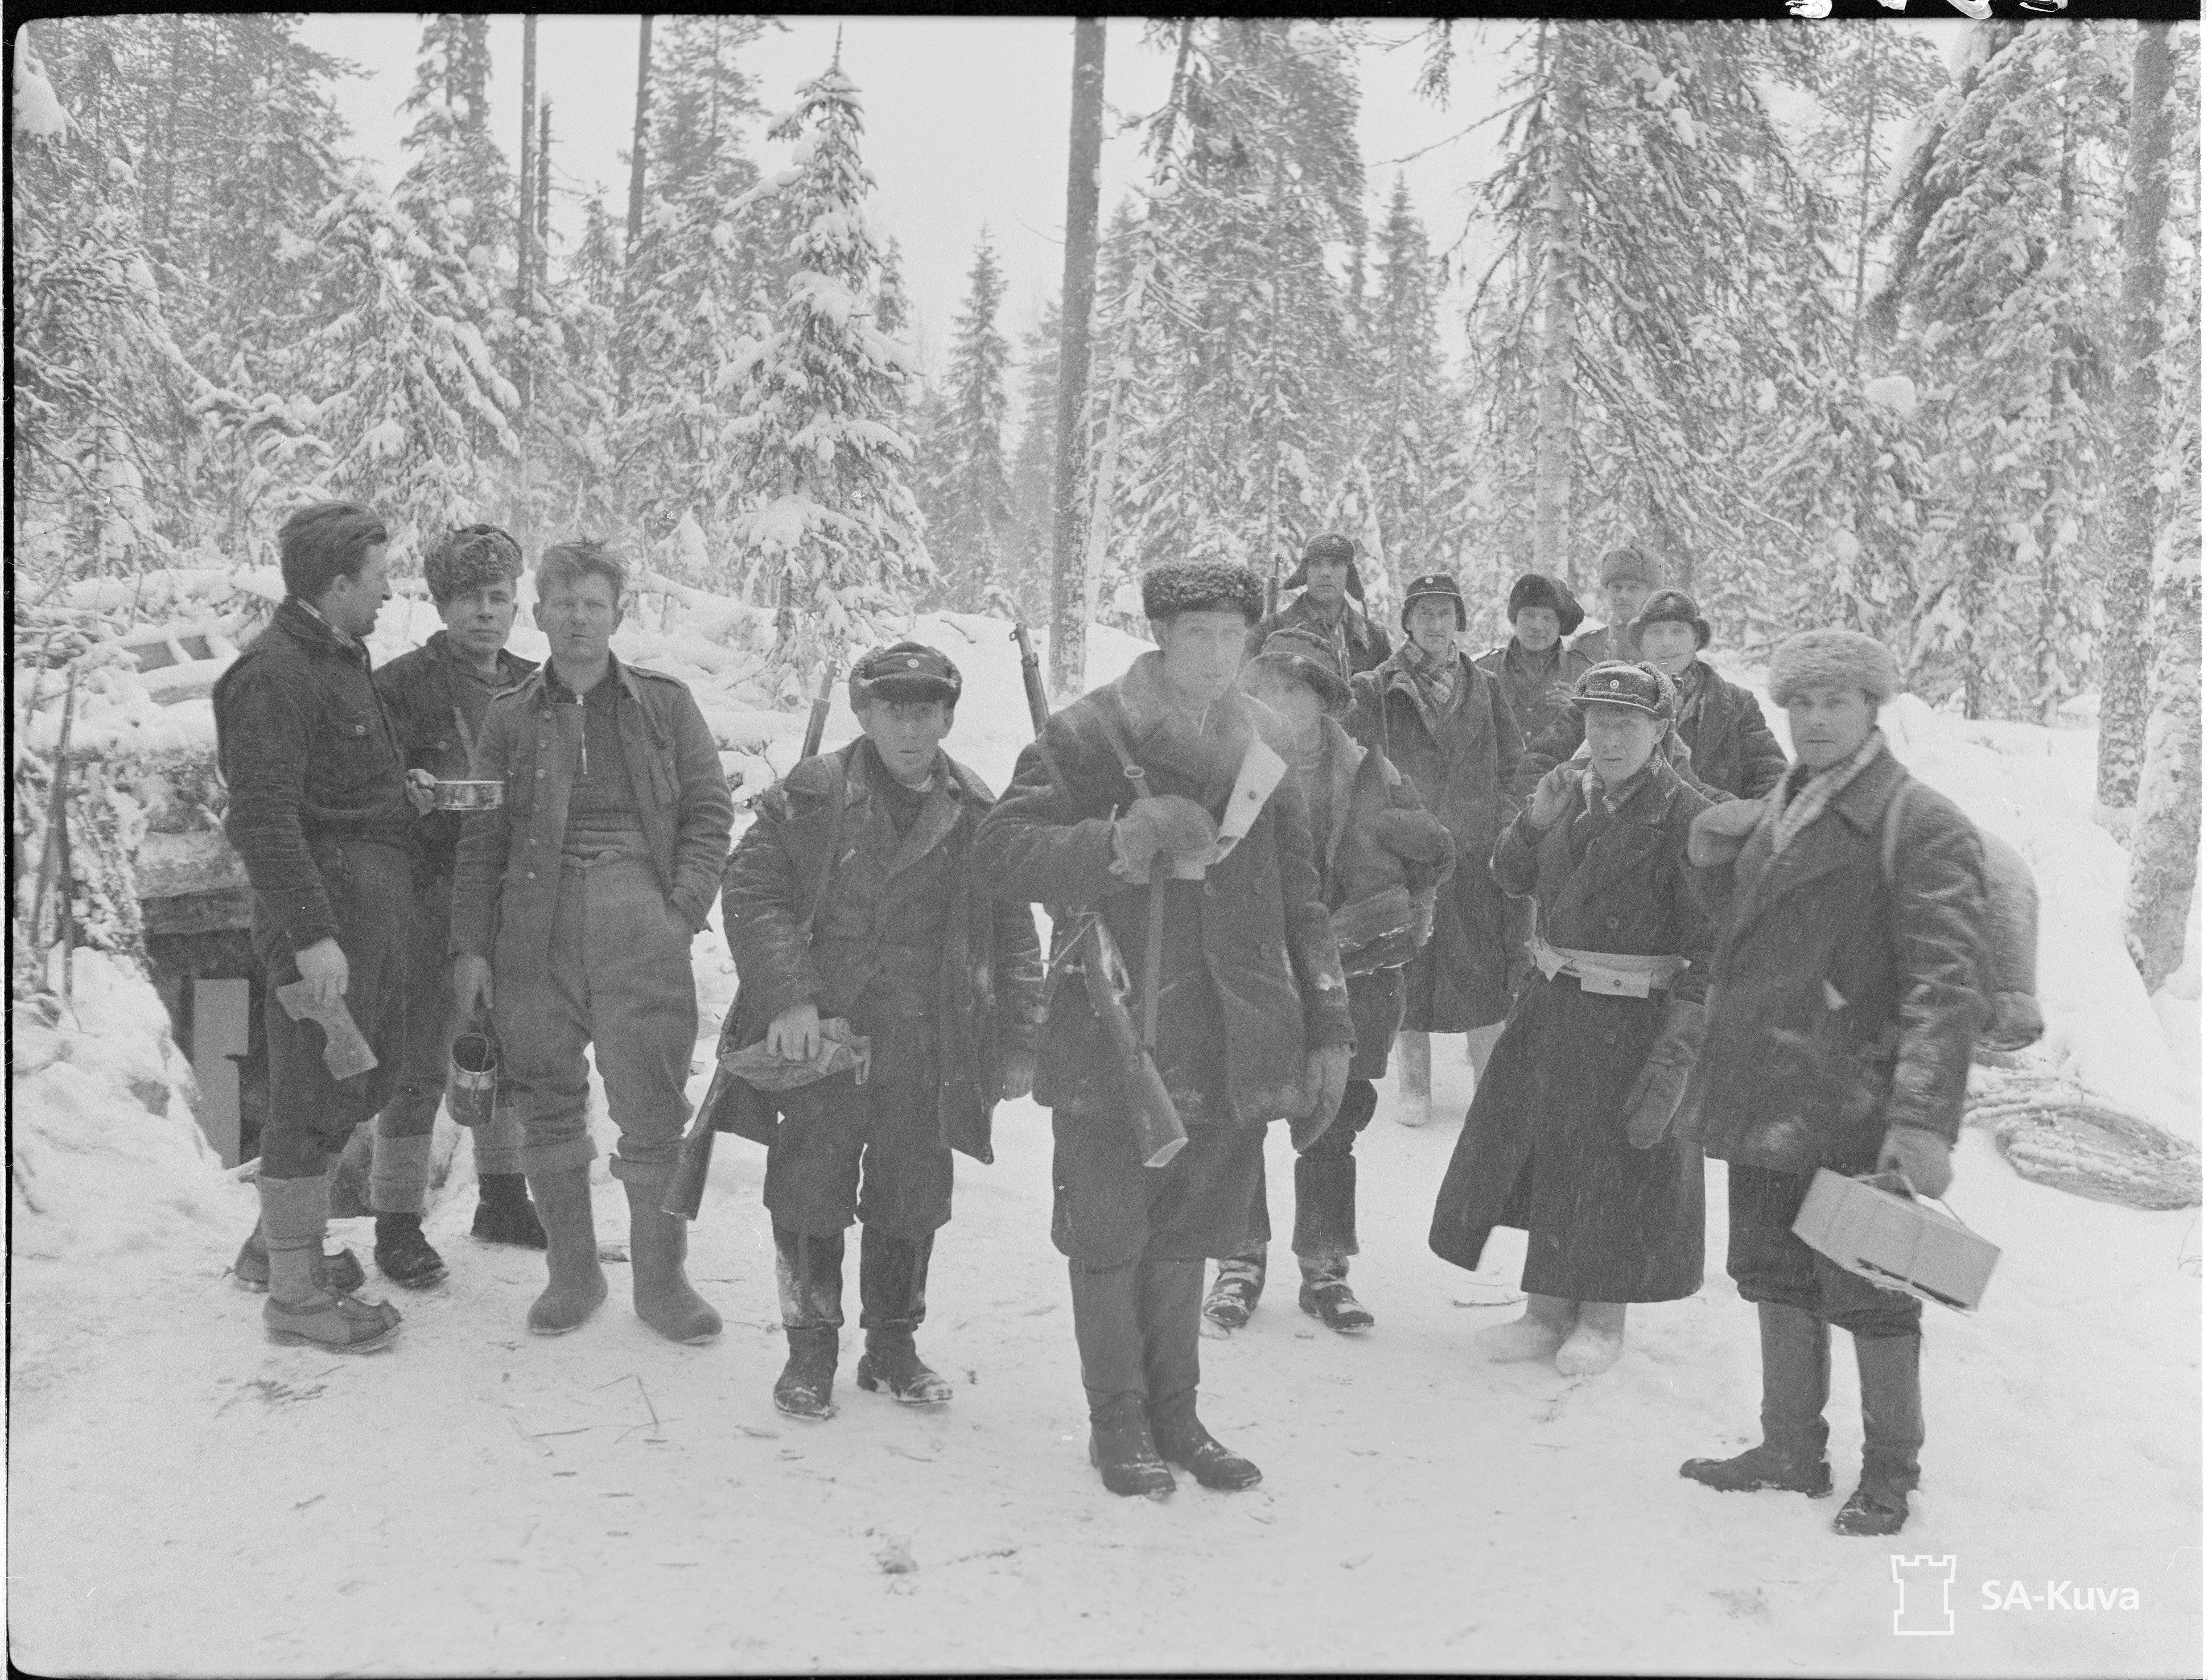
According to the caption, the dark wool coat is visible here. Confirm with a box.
[1347,648,1527,1032]
[372,631,536,877]
[1475,639,1596,757]
[973,652,1355,1128]
[1681,747,1986,1175]
[1295,714,1455,1081]
[702,741,1044,1164]
[1568,620,1642,666]
[1245,592,1394,680]
[1515,660,1788,805]
[450,654,734,970]
[1429,759,1717,1303]
[213,597,415,949]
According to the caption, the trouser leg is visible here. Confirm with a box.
[1758,1301,1833,1462]
[371,872,453,1213]
[580,854,698,1184]
[1292,1078,1372,1262]
[494,871,595,1180]
[858,1225,933,1332]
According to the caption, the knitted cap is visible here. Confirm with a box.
[1598,544,1664,589]
[849,640,962,708]
[1506,573,1586,638]
[1284,532,1364,601]
[1240,625,1352,715]
[425,524,523,607]
[1572,660,1677,722]
[1142,561,1266,626]
[1767,629,1898,707]
[1400,572,1468,633]
[1627,588,1711,653]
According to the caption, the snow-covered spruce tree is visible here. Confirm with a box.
[1362,176,1458,594]
[397,15,510,265]
[919,235,1013,613]
[1873,21,2126,722]
[1003,300,1063,626]
[722,61,930,700]
[610,13,781,585]
[1466,21,1844,633]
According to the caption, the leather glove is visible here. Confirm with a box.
[1115,795,1217,863]
[1293,1044,1352,1151]
[1370,806,1451,865]
[1687,798,1766,866]
[1877,1125,1953,1199]
[999,1044,1035,1103]
[1621,999,1704,1149]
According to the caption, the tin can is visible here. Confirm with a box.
[448,1027,500,1127]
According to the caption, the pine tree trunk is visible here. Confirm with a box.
[626,17,653,256]
[1048,17,1106,701]
[2098,23,2171,808]
[1530,30,1580,580]
[2124,561,2200,987]
[515,13,538,546]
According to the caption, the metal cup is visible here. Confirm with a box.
[434,780,506,811]
[448,1026,499,1127]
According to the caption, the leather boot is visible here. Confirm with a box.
[1682,1302,1834,1497]
[522,1163,607,1335]
[773,1225,846,1419]
[1476,1290,1575,1361]
[1555,1300,1627,1375]
[471,1173,548,1248]
[1203,1239,1266,1331]
[1833,1332,1924,1536]
[621,1171,721,1344]
[1297,1253,1374,1333]
[373,1213,449,1289]
[1070,1259,1173,1498]
[855,1226,952,1404]
[258,1174,400,1353]
[1395,1031,1431,1124]
[1143,1257,1260,1491]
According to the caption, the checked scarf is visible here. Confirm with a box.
[1395,640,1465,730]
[1763,726,1887,859]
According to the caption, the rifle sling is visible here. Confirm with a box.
[799,745,850,939]
[1097,706,1166,1059]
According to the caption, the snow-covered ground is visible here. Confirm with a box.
[11,624,2202,1675]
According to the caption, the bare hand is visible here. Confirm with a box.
[295,938,350,1009]
[1293,1045,1352,1151]
[767,999,823,1062]
[1527,763,1582,830]
[452,953,494,1017]
[999,1045,1036,1102]
[405,768,437,816]
[1544,680,1577,711]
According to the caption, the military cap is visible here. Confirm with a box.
[849,640,962,709]
[1571,660,1677,721]
[1400,572,1468,633]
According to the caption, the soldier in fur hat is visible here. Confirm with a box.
[1569,543,1667,666]
[1204,627,1454,1334]
[1475,572,1596,751]
[1244,532,1393,681]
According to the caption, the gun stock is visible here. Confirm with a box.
[1013,621,1187,1171]
[660,1101,718,1220]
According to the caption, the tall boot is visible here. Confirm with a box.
[258,1173,400,1353]
[522,1163,607,1335]
[773,1225,845,1420]
[1476,1290,1576,1361]
[1833,1332,1924,1536]
[1556,1300,1627,1375]
[1681,1303,1834,1497]
[620,1170,721,1344]
[1395,1032,1431,1125]
[1293,1151,1370,1331]
[855,1226,952,1405]
[1142,1257,1260,1491]
[1069,1259,1173,1498]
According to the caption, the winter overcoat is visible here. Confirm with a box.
[1429,759,1716,1302]
[1347,648,1527,1032]
[1568,620,1642,667]
[1515,660,1787,805]
[212,597,415,951]
[372,631,536,877]
[973,652,1355,1128]
[450,654,734,971]
[702,741,1044,1164]
[1294,714,1456,1081]
[1245,592,1393,681]
[1681,746,1986,1175]
[1475,639,1595,758]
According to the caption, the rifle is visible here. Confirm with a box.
[800,660,837,758]
[1012,623,1186,1169]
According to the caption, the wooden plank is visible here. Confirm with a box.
[192,978,251,1168]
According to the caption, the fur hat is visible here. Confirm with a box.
[1240,626,1352,715]
[1572,660,1678,722]
[850,640,962,709]
[1767,629,1898,707]
[424,523,523,607]
[1506,573,1586,638]
[1142,560,1265,626]
[1400,572,1468,633]
[1627,588,1710,653]
[1598,543,1664,589]
[1284,531,1364,602]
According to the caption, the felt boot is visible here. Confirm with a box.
[855,1227,951,1404]
[471,1173,548,1248]
[1070,1259,1172,1498]
[773,1225,845,1418]
[622,1172,721,1343]
[1555,1300,1627,1375]
[522,1163,607,1334]
[1395,1031,1431,1124]
[1297,1254,1374,1333]
[1833,1332,1924,1536]
[1477,1290,1576,1362]
[1143,1257,1260,1491]
[1681,1303,1834,1497]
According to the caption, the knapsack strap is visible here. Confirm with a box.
[1879,776,1912,887]
[798,747,852,938]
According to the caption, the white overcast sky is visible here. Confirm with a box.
[297,13,1528,373]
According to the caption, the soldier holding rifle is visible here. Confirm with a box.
[976,561,1355,1500]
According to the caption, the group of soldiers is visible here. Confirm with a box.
[215,510,1989,1541]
